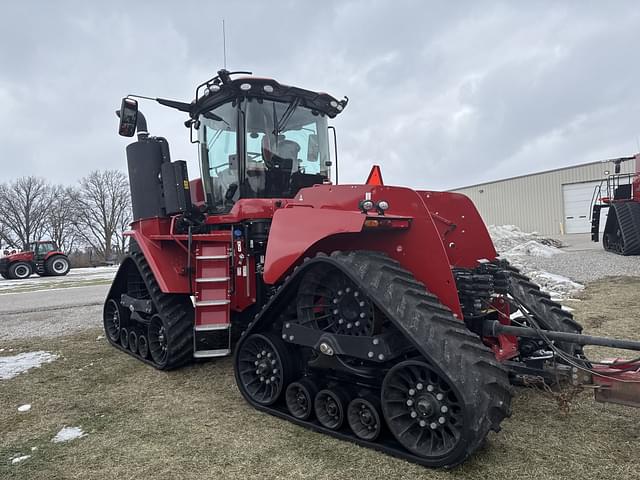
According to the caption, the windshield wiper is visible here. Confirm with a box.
[274,98,300,135]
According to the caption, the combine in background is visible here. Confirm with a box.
[0,241,70,279]
[591,154,640,255]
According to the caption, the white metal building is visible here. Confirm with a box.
[450,159,636,235]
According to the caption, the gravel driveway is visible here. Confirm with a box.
[515,233,640,283]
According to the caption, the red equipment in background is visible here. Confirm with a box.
[0,241,70,279]
[103,70,640,469]
[591,154,640,255]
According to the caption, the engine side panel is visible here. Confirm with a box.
[418,191,497,268]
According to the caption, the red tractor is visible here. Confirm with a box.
[104,70,640,468]
[591,154,640,255]
[0,240,70,280]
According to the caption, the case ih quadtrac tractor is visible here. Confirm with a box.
[0,240,70,279]
[104,70,640,468]
[591,154,640,255]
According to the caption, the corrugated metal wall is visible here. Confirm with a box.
[450,161,636,234]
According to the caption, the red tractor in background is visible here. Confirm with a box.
[0,241,71,280]
[591,154,640,255]
[104,70,640,468]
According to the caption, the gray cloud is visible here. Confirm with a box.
[1,1,639,190]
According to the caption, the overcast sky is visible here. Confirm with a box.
[1,1,639,190]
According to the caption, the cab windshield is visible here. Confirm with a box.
[198,98,331,210]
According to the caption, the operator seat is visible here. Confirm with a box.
[263,137,300,197]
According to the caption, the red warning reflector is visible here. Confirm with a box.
[366,165,384,186]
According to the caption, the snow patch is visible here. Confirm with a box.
[11,455,31,464]
[527,271,584,300]
[0,351,58,380]
[51,426,86,443]
[489,225,564,252]
[504,240,563,258]
[17,404,31,412]
[489,225,583,299]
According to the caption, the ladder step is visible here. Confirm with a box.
[193,349,231,358]
[196,255,229,260]
[195,277,229,283]
[195,300,230,307]
[195,324,230,331]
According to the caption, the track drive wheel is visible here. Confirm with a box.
[236,333,293,406]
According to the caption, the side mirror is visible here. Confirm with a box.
[307,134,319,162]
[118,98,138,137]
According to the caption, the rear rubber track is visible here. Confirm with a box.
[612,202,640,255]
[235,250,512,468]
[104,249,193,370]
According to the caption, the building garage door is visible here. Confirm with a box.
[562,181,608,234]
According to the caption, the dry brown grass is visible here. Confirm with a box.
[1,277,639,479]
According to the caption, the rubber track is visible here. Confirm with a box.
[503,263,584,357]
[612,202,640,255]
[104,251,193,370]
[235,251,512,468]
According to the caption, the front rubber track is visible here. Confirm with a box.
[235,250,512,468]
[103,250,193,370]
[503,262,584,358]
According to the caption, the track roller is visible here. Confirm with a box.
[120,328,129,350]
[314,389,349,430]
[138,334,149,359]
[286,378,318,420]
[128,330,138,354]
[347,397,382,441]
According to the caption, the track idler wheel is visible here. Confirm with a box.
[104,299,122,343]
[138,334,149,359]
[148,315,169,367]
[314,388,349,430]
[348,397,383,441]
[382,360,465,462]
[120,328,129,350]
[286,378,318,420]
[128,330,138,354]
[236,333,292,406]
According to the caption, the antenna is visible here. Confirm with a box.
[222,19,227,69]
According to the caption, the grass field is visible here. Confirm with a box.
[1,277,639,479]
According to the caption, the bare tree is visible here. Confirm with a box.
[0,177,52,250]
[45,185,80,252]
[74,170,131,262]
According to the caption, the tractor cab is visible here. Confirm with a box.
[194,72,346,210]
[118,70,348,217]
[29,241,59,260]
